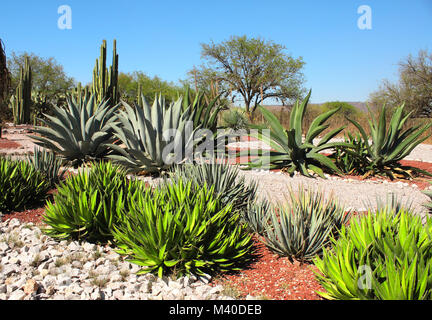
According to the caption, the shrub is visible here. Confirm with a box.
[262,186,350,263]
[221,109,250,132]
[42,161,145,242]
[314,208,432,300]
[112,179,253,278]
[0,157,51,213]
[27,147,67,187]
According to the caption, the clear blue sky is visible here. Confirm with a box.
[1,0,431,103]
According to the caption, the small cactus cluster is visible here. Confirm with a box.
[10,56,32,124]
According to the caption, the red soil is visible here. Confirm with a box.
[0,138,21,149]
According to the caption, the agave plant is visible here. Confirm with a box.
[262,186,351,263]
[112,179,253,278]
[108,94,204,174]
[168,161,258,215]
[27,146,67,187]
[29,94,119,167]
[347,103,432,179]
[314,208,432,300]
[245,90,350,177]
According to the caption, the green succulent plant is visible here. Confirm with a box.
[314,208,432,300]
[168,161,258,215]
[42,161,146,242]
[330,132,369,175]
[108,94,203,175]
[112,179,253,278]
[0,157,51,213]
[262,186,351,263]
[26,146,67,187]
[245,90,350,177]
[347,103,432,179]
[29,94,119,167]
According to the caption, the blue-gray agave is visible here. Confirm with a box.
[108,95,204,174]
[29,94,118,166]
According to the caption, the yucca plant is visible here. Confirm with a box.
[42,161,145,242]
[262,186,351,263]
[112,179,253,278]
[347,103,432,179]
[108,95,203,175]
[243,199,272,234]
[27,147,67,187]
[314,208,432,300]
[168,161,258,215]
[0,157,50,213]
[245,90,351,177]
[29,94,119,167]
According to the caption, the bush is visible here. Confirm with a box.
[262,186,350,263]
[221,109,250,132]
[0,157,51,213]
[314,208,432,300]
[112,179,254,278]
[42,161,146,242]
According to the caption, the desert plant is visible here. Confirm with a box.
[221,109,250,132]
[0,157,50,213]
[314,208,432,300]
[112,179,253,278]
[330,132,369,175]
[42,161,145,242]
[9,56,32,124]
[243,199,271,234]
[262,186,351,263]
[29,94,119,167]
[246,90,350,177]
[27,147,67,187]
[108,94,202,175]
[168,161,258,215]
[347,103,432,179]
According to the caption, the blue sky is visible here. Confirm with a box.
[1,0,431,103]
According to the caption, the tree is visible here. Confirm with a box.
[191,35,306,117]
[8,52,75,103]
[370,49,432,117]
[118,71,183,105]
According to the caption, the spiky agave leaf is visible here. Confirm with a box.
[347,103,432,179]
[108,94,204,174]
[29,94,119,167]
[26,146,67,187]
[245,90,351,177]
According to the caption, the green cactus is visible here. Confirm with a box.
[91,39,119,107]
[10,56,32,124]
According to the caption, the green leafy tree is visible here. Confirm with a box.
[370,49,432,117]
[191,35,306,117]
[118,71,182,105]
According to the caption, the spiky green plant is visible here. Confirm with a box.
[112,179,253,278]
[42,161,145,242]
[29,94,118,167]
[347,103,432,179]
[262,186,351,263]
[27,147,67,187]
[10,56,32,124]
[243,199,271,234]
[108,95,202,175]
[330,132,369,175]
[246,90,350,177]
[314,208,432,300]
[0,157,50,213]
[168,161,258,215]
[221,109,250,132]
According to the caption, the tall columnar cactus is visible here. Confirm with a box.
[92,39,119,107]
[10,56,32,124]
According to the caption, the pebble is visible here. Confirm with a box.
[0,219,239,300]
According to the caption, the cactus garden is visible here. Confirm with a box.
[1,1,432,302]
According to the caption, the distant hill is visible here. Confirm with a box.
[262,102,368,113]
